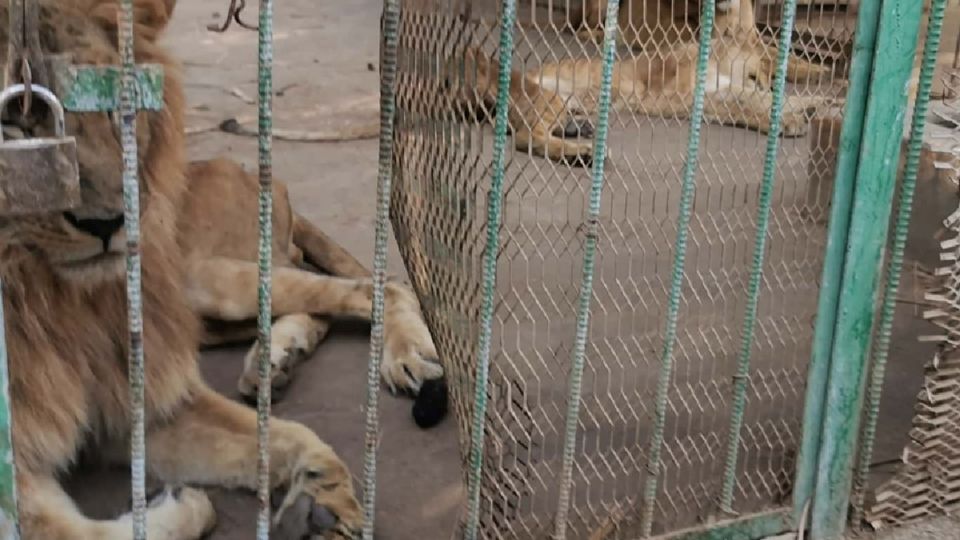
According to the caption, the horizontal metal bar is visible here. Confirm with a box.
[657,509,792,540]
[50,60,165,112]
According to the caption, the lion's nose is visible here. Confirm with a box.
[63,211,125,248]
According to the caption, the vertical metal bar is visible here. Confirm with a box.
[718,0,800,514]
[117,1,146,538]
[0,285,18,540]
[463,1,517,539]
[362,0,401,538]
[255,0,275,537]
[552,1,620,538]
[851,0,948,524]
[810,1,925,537]
[638,0,715,536]
[791,0,882,521]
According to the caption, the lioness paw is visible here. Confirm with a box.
[382,283,444,395]
[272,453,362,540]
[238,315,330,403]
[128,486,217,540]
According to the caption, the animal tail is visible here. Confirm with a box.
[292,213,370,279]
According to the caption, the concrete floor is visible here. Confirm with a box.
[62,1,959,539]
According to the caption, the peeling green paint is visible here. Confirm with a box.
[53,63,164,112]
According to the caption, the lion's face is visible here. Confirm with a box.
[0,0,176,283]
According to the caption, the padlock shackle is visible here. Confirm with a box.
[0,84,67,142]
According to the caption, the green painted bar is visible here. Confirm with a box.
[851,0,948,523]
[639,0,716,535]
[52,63,164,112]
[0,285,18,540]
[718,0,800,514]
[463,1,518,539]
[552,0,620,537]
[661,510,792,540]
[791,0,882,523]
[810,1,924,538]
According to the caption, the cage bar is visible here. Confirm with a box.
[792,0,881,522]
[718,0,803,515]
[254,0,276,537]
[639,0,717,536]
[552,1,621,538]
[117,1,147,537]
[362,0,402,538]
[0,284,18,540]
[463,1,519,539]
[851,0,950,524]
[810,0,926,536]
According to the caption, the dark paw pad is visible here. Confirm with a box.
[413,377,449,429]
[240,384,288,407]
[139,485,181,510]
[272,493,339,540]
[553,118,595,139]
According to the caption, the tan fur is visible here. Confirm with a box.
[0,1,440,538]
[457,0,830,164]
[180,158,443,398]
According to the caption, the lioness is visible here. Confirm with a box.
[0,1,441,538]
[457,0,829,163]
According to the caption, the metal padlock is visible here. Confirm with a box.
[0,84,80,216]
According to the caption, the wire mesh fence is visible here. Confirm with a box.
[389,0,860,537]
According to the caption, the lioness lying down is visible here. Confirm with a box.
[456,0,828,164]
[0,0,442,538]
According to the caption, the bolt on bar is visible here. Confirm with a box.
[639,0,716,536]
[718,0,801,515]
[117,0,147,537]
[463,1,518,539]
[362,0,402,538]
[254,0,276,538]
[552,0,620,538]
[851,0,948,524]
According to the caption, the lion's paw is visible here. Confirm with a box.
[133,486,217,540]
[780,96,821,138]
[238,315,331,403]
[272,453,362,540]
[382,283,444,395]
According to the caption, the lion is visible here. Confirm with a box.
[0,1,442,538]
[455,0,831,164]
[181,158,443,402]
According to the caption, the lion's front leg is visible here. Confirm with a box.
[18,472,216,540]
[147,387,362,539]
[187,257,443,395]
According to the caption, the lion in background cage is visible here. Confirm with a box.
[444,0,832,164]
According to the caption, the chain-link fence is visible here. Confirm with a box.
[389,1,860,537]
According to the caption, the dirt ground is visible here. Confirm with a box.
[61,1,959,539]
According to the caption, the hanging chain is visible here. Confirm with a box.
[5,0,51,117]
[207,0,259,33]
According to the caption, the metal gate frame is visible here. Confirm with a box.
[0,1,948,540]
